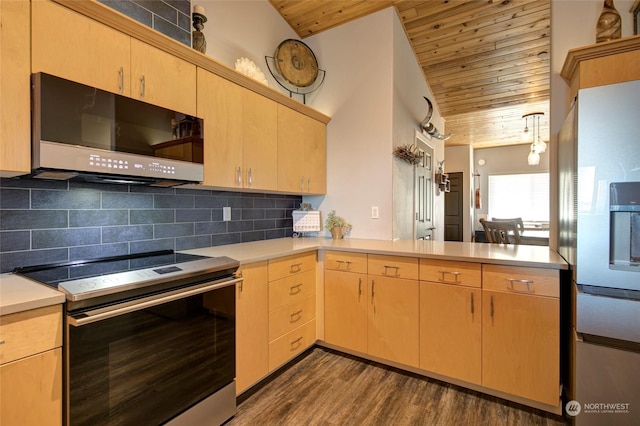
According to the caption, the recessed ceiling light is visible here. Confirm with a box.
[537,51,549,60]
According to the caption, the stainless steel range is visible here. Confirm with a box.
[15,250,240,426]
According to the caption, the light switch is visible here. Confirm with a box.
[371,206,379,219]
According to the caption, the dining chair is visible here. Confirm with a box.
[491,217,525,235]
[480,218,522,244]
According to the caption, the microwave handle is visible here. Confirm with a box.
[67,277,242,327]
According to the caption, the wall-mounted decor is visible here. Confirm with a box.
[393,144,423,165]
[420,97,451,141]
[265,39,325,104]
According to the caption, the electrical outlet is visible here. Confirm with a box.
[223,206,231,221]
[371,206,379,219]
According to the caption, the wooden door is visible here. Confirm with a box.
[235,262,269,394]
[445,172,463,241]
[243,89,278,191]
[303,116,326,194]
[419,282,481,384]
[32,0,131,95]
[0,349,62,426]
[324,270,368,353]
[130,38,196,115]
[367,276,419,367]
[277,105,307,192]
[482,290,560,405]
[1,0,31,175]
[197,69,243,188]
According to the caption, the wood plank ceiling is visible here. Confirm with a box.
[269,0,550,149]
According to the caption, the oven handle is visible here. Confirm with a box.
[67,277,243,327]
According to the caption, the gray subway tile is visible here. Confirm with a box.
[212,233,241,247]
[135,0,177,23]
[154,194,194,209]
[195,221,227,235]
[130,209,175,224]
[102,225,153,243]
[0,189,30,209]
[176,235,211,251]
[154,223,193,238]
[102,192,153,209]
[266,209,286,219]
[176,209,211,222]
[70,210,128,227]
[254,219,276,230]
[242,209,265,220]
[70,243,129,261]
[266,229,287,240]
[99,0,153,27]
[195,195,227,208]
[1,210,68,230]
[32,189,101,210]
[33,228,101,249]
[164,0,190,15]
[254,198,276,208]
[228,221,253,233]
[0,231,30,252]
[153,16,190,46]
[242,231,265,243]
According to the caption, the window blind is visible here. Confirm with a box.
[487,173,549,222]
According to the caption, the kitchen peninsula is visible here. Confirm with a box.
[185,237,568,415]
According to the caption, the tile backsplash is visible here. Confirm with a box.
[0,178,300,273]
[98,0,192,47]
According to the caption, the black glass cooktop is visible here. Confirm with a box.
[14,250,212,287]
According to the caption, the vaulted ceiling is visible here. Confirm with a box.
[269,0,550,149]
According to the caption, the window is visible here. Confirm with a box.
[488,173,549,223]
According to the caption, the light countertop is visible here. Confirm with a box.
[184,237,568,270]
[0,273,66,316]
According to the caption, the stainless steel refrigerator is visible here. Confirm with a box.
[558,79,640,425]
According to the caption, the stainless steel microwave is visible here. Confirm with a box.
[31,73,204,187]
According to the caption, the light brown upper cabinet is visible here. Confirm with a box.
[277,105,326,194]
[31,0,196,116]
[0,0,31,176]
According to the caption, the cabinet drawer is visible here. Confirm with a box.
[269,295,316,342]
[482,265,559,298]
[268,252,316,282]
[0,305,62,365]
[269,269,315,312]
[269,319,316,371]
[419,259,481,287]
[324,251,367,273]
[368,254,419,280]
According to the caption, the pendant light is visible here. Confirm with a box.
[522,112,545,165]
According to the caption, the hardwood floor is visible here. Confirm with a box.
[228,347,568,426]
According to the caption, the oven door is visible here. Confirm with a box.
[64,278,239,426]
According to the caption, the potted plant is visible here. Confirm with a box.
[325,210,352,239]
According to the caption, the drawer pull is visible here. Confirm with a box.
[438,270,461,283]
[291,336,303,349]
[290,310,303,322]
[0,340,5,345]
[507,279,535,294]
[289,283,303,295]
[335,260,352,270]
[383,265,400,276]
[289,263,303,273]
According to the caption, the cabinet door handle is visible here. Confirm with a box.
[290,283,302,295]
[300,177,305,192]
[371,279,375,301]
[507,279,535,294]
[248,168,253,187]
[289,263,302,273]
[0,340,5,345]
[290,310,303,322]
[383,265,400,276]
[236,166,242,186]
[140,74,145,98]
[307,177,311,192]
[438,270,461,283]
[470,292,474,315]
[358,277,362,297]
[490,295,494,319]
[118,67,124,94]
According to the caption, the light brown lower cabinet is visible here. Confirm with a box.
[235,262,269,395]
[367,275,419,368]
[481,264,560,406]
[419,281,481,384]
[324,269,368,353]
[0,305,63,426]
